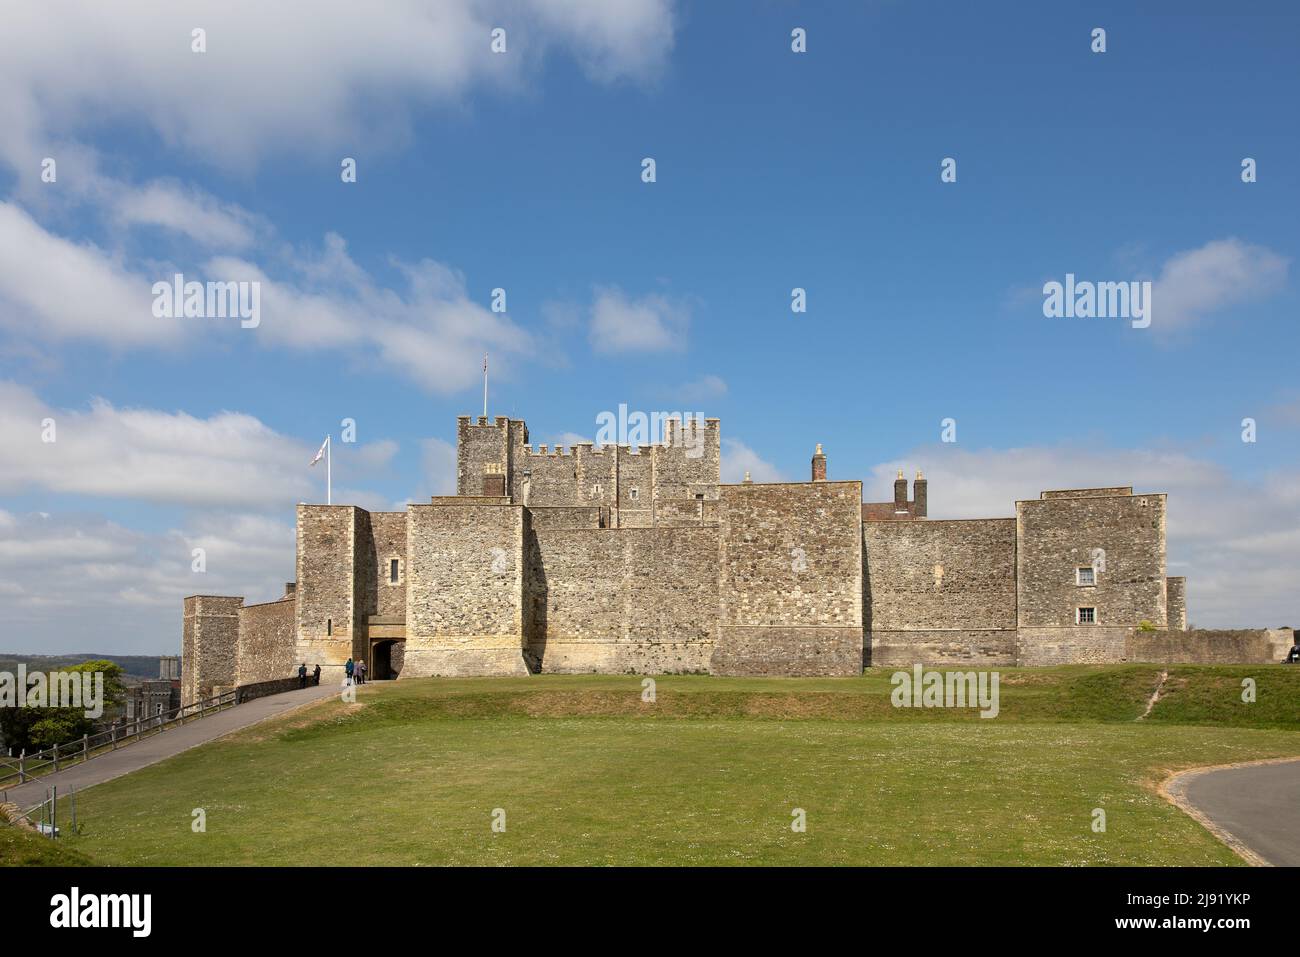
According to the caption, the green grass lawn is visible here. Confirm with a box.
[29,665,1300,866]
[0,822,95,866]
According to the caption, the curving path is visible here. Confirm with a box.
[2,683,339,812]
[1167,758,1300,866]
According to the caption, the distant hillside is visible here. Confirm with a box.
[0,653,171,681]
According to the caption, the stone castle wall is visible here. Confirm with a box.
[403,500,528,677]
[864,518,1018,666]
[525,524,718,673]
[183,414,1243,688]
[365,511,408,619]
[181,595,241,705]
[1166,576,1187,631]
[1126,628,1293,664]
[1016,491,1167,665]
[712,481,863,676]
[235,596,296,686]
[294,505,362,682]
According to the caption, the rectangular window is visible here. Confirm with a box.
[629,487,639,501]
[390,558,399,583]
[1077,566,1095,586]
[1077,607,1096,624]
[326,617,332,636]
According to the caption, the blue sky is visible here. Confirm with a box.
[0,0,1297,652]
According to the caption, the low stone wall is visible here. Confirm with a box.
[234,676,304,703]
[1017,625,1133,665]
[867,629,1019,667]
[1125,628,1294,665]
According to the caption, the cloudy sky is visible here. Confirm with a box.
[1,1,1297,653]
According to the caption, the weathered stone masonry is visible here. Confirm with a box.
[183,412,1288,699]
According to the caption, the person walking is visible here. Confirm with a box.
[345,657,355,686]
[298,662,307,689]
[312,663,321,686]
[357,659,367,685]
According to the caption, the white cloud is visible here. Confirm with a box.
[668,373,727,402]
[108,180,263,249]
[1150,238,1288,330]
[0,381,396,510]
[0,202,179,346]
[721,438,785,484]
[0,209,538,391]
[0,0,676,176]
[874,444,1300,628]
[588,285,689,353]
[0,509,294,654]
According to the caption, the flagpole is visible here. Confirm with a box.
[326,435,332,506]
[483,353,488,418]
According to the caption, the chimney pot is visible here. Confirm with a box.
[811,444,827,482]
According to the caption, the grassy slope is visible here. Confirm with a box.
[49,665,1300,866]
[0,822,95,866]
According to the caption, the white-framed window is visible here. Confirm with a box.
[1077,606,1096,625]
[629,486,639,501]
[1076,566,1095,586]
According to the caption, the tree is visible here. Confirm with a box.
[0,660,126,752]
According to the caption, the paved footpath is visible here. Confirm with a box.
[1177,758,1300,866]
[2,683,339,811]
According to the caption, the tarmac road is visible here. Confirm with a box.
[1177,758,1300,866]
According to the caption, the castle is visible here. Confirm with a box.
[181,412,1192,701]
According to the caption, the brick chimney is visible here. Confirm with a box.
[913,470,927,517]
[894,469,908,511]
[811,444,826,482]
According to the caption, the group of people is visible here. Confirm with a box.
[296,659,367,688]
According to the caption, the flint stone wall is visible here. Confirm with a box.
[864,518,1018,666]
[712,481,863,676]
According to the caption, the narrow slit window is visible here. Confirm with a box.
[390,558,400,583]
[326,617,332,636]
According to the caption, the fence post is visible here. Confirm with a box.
[52,742,59,773]
[111,725,118,750]
[17,750,25,785]
[82,733,89,762]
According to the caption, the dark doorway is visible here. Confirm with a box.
[372,639,404,680]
